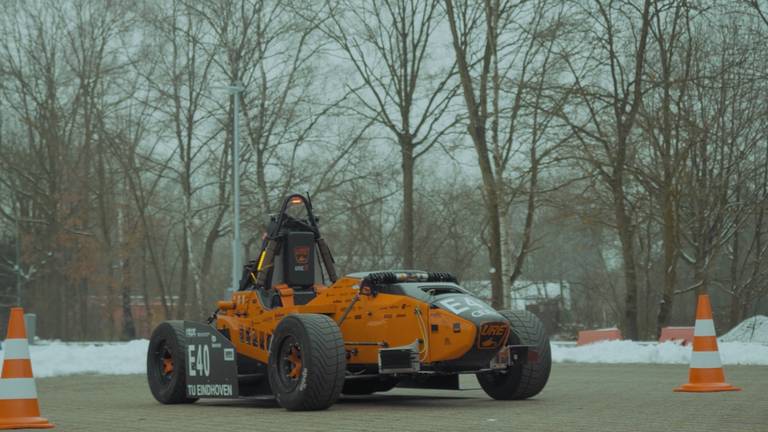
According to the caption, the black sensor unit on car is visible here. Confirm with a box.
[283,231,315,286]
[379,349,415,370]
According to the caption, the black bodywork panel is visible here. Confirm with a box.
[182,321,240,398]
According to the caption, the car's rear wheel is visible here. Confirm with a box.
[268,314,346,410]
[476,310,551,400]
[147,321,198,404]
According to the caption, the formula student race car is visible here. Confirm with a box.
[146,194,551,410]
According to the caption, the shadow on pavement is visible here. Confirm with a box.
[191,392,479,409]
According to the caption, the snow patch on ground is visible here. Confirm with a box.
[552,340,768,365]
[720,315,768,344]
[553,341,690,364]
[25,340,149,378]
[1,338,765,378]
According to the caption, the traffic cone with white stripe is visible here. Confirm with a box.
[674,295,740,393]
[0,308,54,429]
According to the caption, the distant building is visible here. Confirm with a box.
[462,279,571,335]
[90,295,179,339]
[462,279,571,310]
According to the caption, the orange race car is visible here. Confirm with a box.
[146,194,551,410]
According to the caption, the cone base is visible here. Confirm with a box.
[674,382,741,392]
[0,416,54,429]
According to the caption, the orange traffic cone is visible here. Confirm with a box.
[0,308,54,429]
[674,295,740,393]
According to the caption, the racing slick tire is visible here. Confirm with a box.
[341,377,398,395]
[476,310,551,400]
[268,314,346,410]
[147,321,199,404]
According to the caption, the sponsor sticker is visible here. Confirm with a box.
[440,296,497,318]
[224,348,235,361]
[187,384,234,397]
[294,246,310,265]
[298,368,308,391]
[477,322,508,350]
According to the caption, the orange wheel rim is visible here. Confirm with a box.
[162,356,174,375]
[287,346,302,379]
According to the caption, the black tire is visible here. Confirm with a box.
[477,310,551,400]
[342,377,398,395]
[268,314,346,410]
[147,321,198,404]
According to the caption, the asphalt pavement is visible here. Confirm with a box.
[34,363,767,432]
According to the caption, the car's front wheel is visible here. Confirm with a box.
[268,314,346,410]
[476,310,551,400]
[147,321,198,404]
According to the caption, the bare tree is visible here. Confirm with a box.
[141,0,221,320]
[318,0,458,268]
[0,0,137,338]
[677,13,767,301]
[556,0,652,339]
[633,1,697,335]
[444,0,571,308]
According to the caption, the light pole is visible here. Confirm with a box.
[224,83,244,292]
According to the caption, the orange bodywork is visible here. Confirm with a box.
[215,276,478,366]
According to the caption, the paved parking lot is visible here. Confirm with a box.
[35,364,767,432]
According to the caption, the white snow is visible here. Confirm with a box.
[11,340,149,378]
[720,315,768,344]
[553,341,690,364]
[1,338,765,378]
[552,340,768,365]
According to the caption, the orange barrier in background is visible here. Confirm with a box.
[577,328,622,346]
[659,326,695,345]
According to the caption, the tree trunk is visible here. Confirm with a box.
[121,288,136,340]
[728,202,742,329]
[610,0,652,340]
[178,226,190,320]
[476,146,504,309]
[79,278,89,339]
[618,227,640,339]
[729,293,742,329]
[487,191,505,309]
[401,138,415,268]
[444,0,504,309]
[656,186,678,335]
[509,153,539,287]
[140,245,153,337]
[614,178,640,340]
[199,207,226,313]
[121,256,136,340]
[470,119,504,309]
